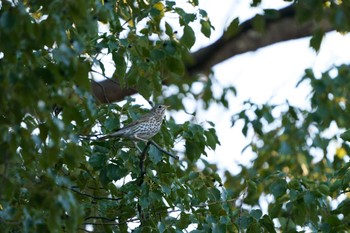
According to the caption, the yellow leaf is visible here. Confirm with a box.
[336,147,347,159]
[153,2,164,11]
[323,1,331,7]
[153,2,165,18]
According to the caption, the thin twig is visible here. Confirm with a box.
[90,69,120,85]
[84,217,140,226]
[139,141,151,184]
[84,216,116,222]
[149,140,179,160]
[137,141,152,224]
[238,187,248,231]
[70,187,122,201]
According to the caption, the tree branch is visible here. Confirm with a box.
[187,6,333,75]
[91,79,137,104]
[91,5,334,103]
[69,187,122,201]
[149,140,179,160]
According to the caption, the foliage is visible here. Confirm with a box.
[1,0,350,232]
[231,65,350,232]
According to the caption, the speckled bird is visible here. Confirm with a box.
[98,105,169,142]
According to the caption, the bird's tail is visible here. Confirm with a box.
[97,131,124,141]
[79,134,101,140]
[79,130,123,141]
[97,134,111,141]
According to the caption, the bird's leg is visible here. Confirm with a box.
[133,141,143,153]
[134,134,149,143]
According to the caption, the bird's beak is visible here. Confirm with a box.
[165,105,170,109]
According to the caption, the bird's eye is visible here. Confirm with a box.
[158,106,162,108]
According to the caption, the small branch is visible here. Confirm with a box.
[70,187,122,201]
[139,141,151,184]
[149,140,179,160]
[84,217,140,226]
[137,141,152,224]
[84,216,116,222]
[238,187,248,231]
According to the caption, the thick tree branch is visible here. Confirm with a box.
[187,6,333,75]
[92,6,334,103]
[91,79,137,104]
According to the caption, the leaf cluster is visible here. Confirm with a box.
[230,65,350,232]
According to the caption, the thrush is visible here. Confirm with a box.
[98,105,169,142]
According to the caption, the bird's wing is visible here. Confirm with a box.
[119,112,152,128]
[98,112,153,140]
[106,112,152,134]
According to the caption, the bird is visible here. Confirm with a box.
[98,105,169,142]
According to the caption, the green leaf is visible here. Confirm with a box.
[247,220,260,233]
[89,154,106,169]
[166,57,185,76]
[319,184,330,195]
[279,217,296,231]
[250,209,262,220]
[107,164,128,181]
[104,116,120,131]
[182,13,196,25]
[149,144,162,164]
[150,49,165,61]
[113,53,127,78]
[340,129,350,141]
[252,14,265,33]
[137,75,152,99]
[185,139,203,162]
[225,17,240,39]
[270,179,287,198]
[177,213,191,229]
[264,9,280,19]
[164,21,173,36]
[330,180,342,193]
[247,180,257,195]
[293,203,307,225]
[205,128,220,150]
[251,0,262,7]
[238,216,253,229]
[310,29,324,52]
[157,222,166,233]
[181,25,195,49]
[209,203,225,216]
[200,19,211,38]
[259,215,276,233]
